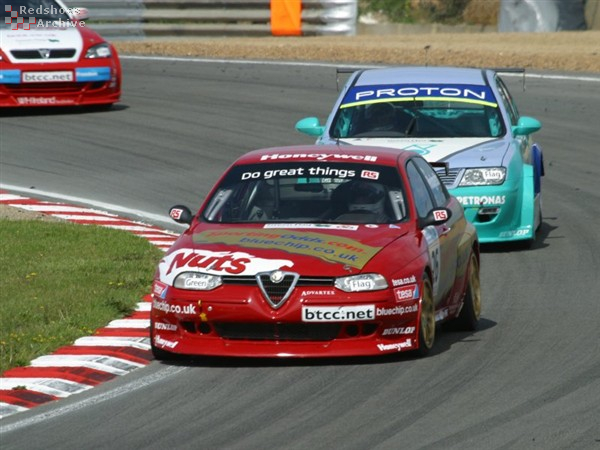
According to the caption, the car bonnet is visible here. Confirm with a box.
[335,137,510,167]
[0,26,84,63]
[157,223,410,284]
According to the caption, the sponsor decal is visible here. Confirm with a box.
[499,226,532,238]
[361,170,379,180]
[170,208,184,220]
[401,143,437,156]
[377,303,418,317]
[342,84,497,108]
[433,209,448,221]
[158,248,293,283]
[16,96,75,105]
[264,224,358,231]
[300,289,336,296]
[152,280,168,299]
[382,326,415,336]
[457,195,506,206]
[377,339,413,351]
[241,166,356,181]
[391,275,417,287]
[193,228,380,269]
[154,322,178,331]
[422,226,441,296]
[22,71,73,83]
[302,305,375,322]
[152,299,197,316]
[0,70,21,84]
[260,153,377,162]
[154,335,178,349]
[75,68,111,82]
[394,284,419,302]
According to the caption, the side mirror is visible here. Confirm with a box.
[512,116,541,136]
[295,117,325,137]
[419,208,452,229]
[169,205,193,225]
[69,7,90,21]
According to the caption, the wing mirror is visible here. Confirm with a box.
[419,208,452,228]
[169,205,193,225]
[512,116,541,136]
[295,117,325,137]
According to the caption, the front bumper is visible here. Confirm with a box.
[451,177,533,243]
[150,285,422,358]
[0,61,120,107]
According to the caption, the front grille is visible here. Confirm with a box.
[214,322,341,341]
[434,167,461,186]
[11,49,76,59]
[221,276,335,286]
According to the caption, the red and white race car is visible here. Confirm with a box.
[0,0,121,107]
[151,145,481,359]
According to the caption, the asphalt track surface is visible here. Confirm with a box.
[1,58,599,449]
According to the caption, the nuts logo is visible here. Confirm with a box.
[158,249,294,284]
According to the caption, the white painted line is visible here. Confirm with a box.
[73,336,151,350]
[0,366,187,431]
[136,231,180,238]
[105,319,150,329]
[103,225,163,232]
[0,183,185,229]
[120,54,600,83]
[30,355,145,376]
[148,239,176,247]
[135,302,152,312]
[49,214,122,221]
[0,378,93,398]
[0,402,29,419]
[0,194,29,201]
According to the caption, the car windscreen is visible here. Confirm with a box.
[202,162,409,225]
[331,84,505,139]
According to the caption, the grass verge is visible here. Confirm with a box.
[0,219,164,374]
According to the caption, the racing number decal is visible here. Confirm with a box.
[422,226,441,296]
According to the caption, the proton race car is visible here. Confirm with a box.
[0,0,121,107]
[151,145,481,359]
[296,67,544,244]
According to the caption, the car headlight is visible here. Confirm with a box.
[335,274,388,292]
[459,167,506,186]
[173,272,222,290]
[85,43,112,59]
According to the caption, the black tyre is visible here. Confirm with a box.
[454,252,482,331]
[416,275,435,357]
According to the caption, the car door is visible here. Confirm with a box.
[406,158,460,304]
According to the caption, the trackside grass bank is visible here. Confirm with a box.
[0,219,163,373]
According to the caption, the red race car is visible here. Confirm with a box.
[151,145,481,359]
[0,0,121,107]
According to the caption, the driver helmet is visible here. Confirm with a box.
[347,182,386,215]
[366,102,396,131]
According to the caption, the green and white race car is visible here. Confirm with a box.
[296,66,544,245]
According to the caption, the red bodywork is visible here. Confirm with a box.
[0,25,121,107]
[151,145,478,358]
